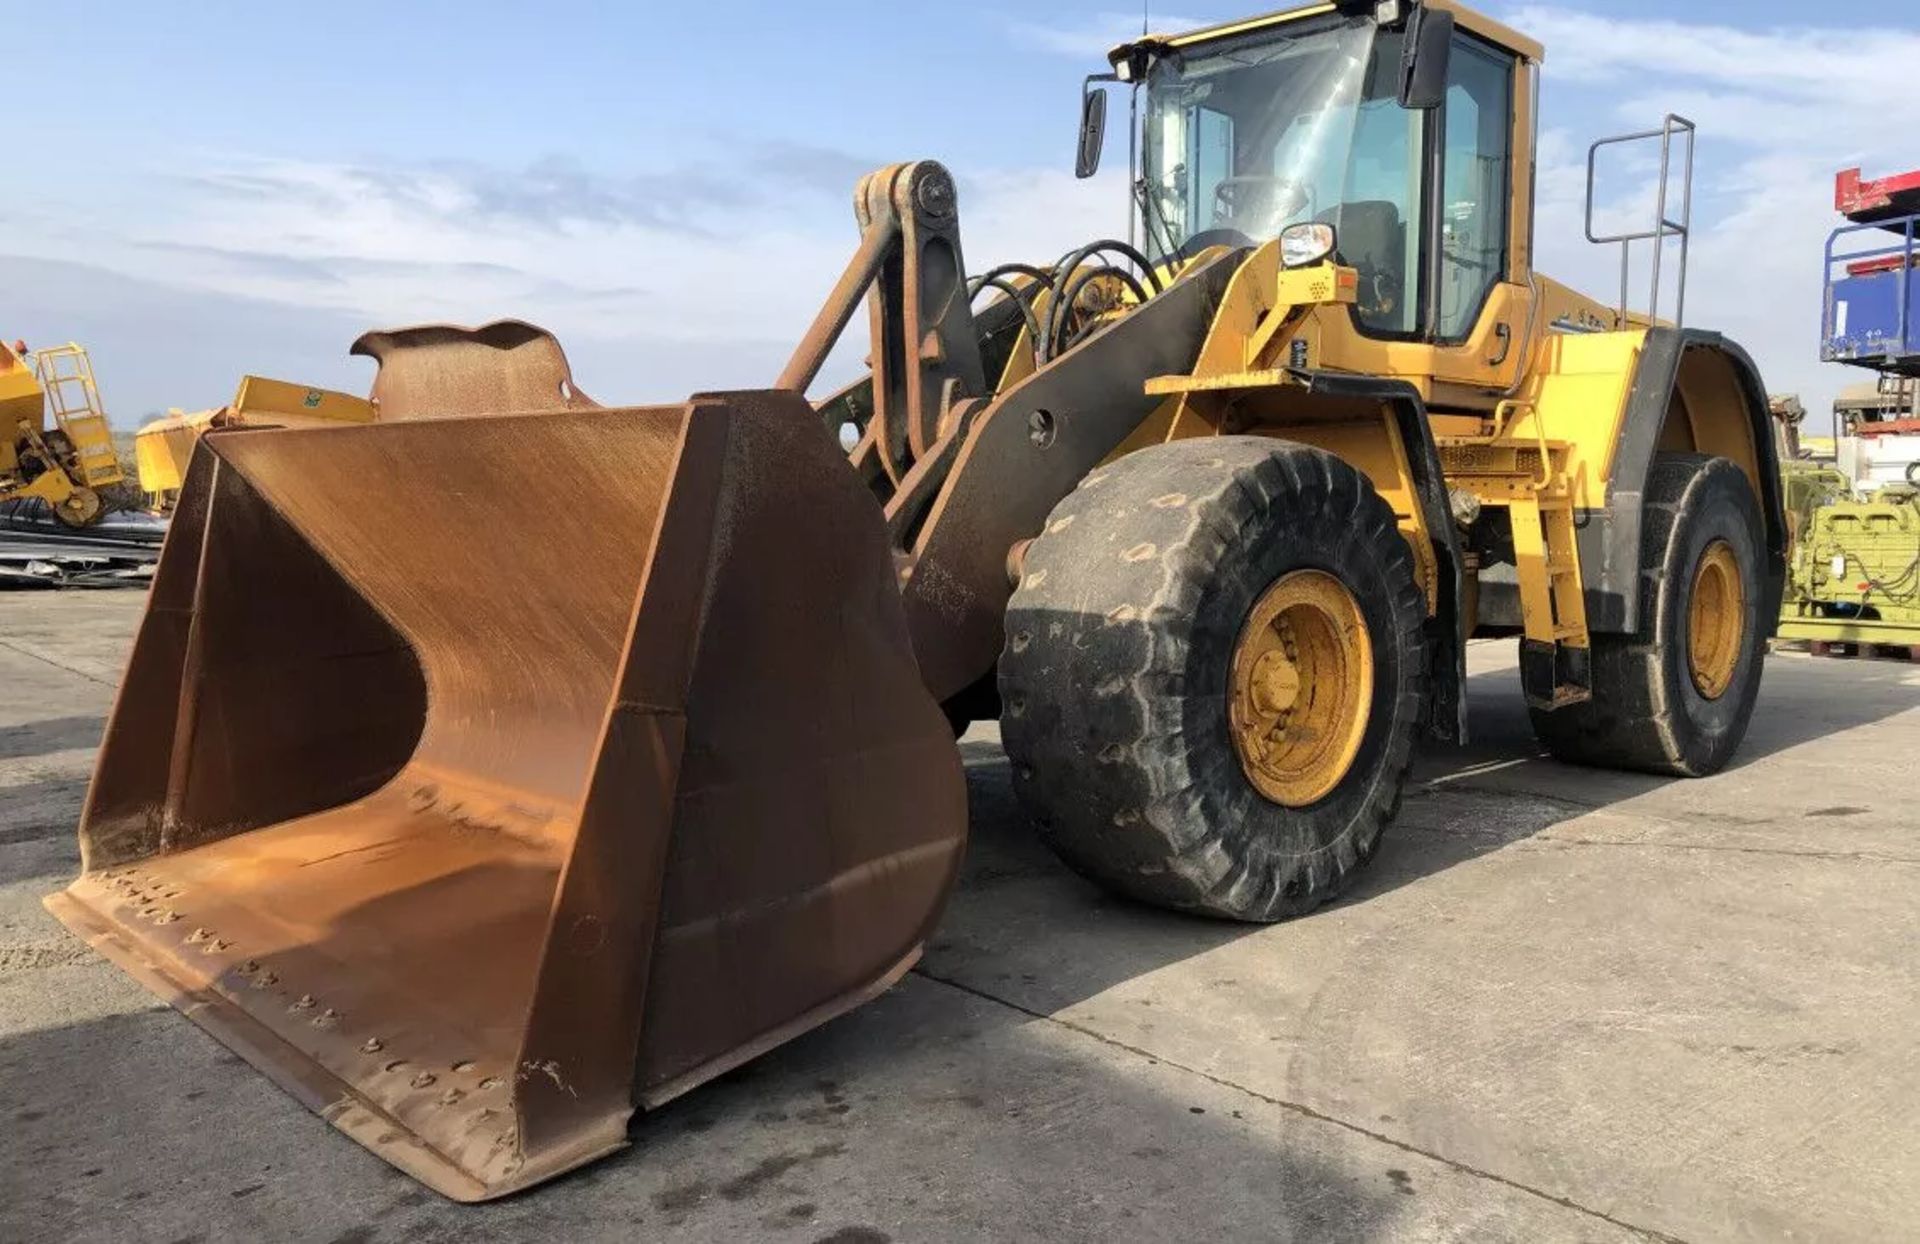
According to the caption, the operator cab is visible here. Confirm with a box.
[1080,1,1534,347]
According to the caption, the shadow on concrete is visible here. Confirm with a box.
[0,987,1418,1243]
[1419,649,1920,799]
[0,835,79,897]
[922,651,1920,1022]
[6,653,1913,1241]
[0,777,91,852]
[0,716,103,763]
[0,777,92,850]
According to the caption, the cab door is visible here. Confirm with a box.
[1425,30,1530,393]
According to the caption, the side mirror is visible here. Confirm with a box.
[1398,6,1454,110]
[1076,77,1113,179]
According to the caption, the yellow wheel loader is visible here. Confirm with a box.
[1,339,126,527]
[47,0,1782,1200]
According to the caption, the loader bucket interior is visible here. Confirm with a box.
[47,393,966,1200]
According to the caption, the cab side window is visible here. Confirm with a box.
[1436,37,1514,340]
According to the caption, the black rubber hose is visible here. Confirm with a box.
[971,276,1047,353]
[1049,240,1161,294]
[1039,240,1161,363]
[1043,264,1152,362]
[968,262,1058,297]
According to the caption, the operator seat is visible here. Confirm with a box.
[1320,201,1405,327]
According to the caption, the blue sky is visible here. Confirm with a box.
[8,2,1917,426]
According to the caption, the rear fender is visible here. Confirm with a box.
[1581,329,1786,634]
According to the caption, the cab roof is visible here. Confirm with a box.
[1111,0,1544,71]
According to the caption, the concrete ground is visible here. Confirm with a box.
[3,591,1917,1243]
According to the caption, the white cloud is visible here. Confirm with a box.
[13,149,1131,420]
[1510,6,1920,110]
[1509,6,1920,429]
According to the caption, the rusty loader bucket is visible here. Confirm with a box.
[45,388,967,1199]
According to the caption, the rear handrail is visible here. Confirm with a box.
[31,343,108,427]
[1822,212,1918,365]
[1585,115,1696,327]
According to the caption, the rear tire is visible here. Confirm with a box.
[1529,453,1766,776]
[999,437,1428,921]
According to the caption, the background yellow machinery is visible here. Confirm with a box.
[134,376,376,511]
[48,0,1782,1200]
[1,340,126,526]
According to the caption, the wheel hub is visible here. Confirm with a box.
[54,486,102,527]
[1229,569,1373,807]
[1248,648,1302,715]
[1687,539,1744,699]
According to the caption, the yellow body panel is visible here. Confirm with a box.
[1274,263,1358,308]
[136,377,377,505]
[15,464,76,508]
[0,341,43,432]
[134,409,224,498]
[60,417,124,488]
[232,375,377,425]
[1509,329,1647,511]
[2,345,45,484]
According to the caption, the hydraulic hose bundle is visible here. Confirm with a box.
[967,240,1164,364]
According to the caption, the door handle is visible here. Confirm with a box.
[1488,322,1513,367]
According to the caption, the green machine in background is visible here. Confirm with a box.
[1776,481,1920,654]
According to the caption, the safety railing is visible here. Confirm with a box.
[1823,212,1917,366]
[32,343,108,426]
[1585,114,1696,327]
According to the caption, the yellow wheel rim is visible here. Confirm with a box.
[1687,539,1744,699]
[1229,570,1373,807]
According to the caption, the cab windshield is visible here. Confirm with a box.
[1139,18,1421,333]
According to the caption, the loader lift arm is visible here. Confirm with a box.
[775,159,1249,704]
[780,162,988,489]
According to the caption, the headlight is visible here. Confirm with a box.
[1280,222,1336,269]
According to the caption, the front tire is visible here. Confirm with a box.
[999,438,1428,922]
[1530,453,1766,775]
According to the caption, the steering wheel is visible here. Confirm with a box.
[1359,267,1402,321]
[1210,177,1311,231]
[1173,227,1256,261]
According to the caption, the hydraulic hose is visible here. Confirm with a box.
[1038,240,1161,363]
